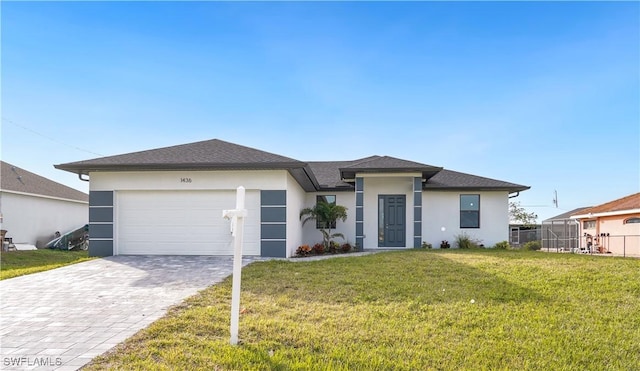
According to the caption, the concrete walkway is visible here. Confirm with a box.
[0,256,261,371]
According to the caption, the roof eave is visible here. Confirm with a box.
[571,208,640,219]
[55,162,307,175]
[339,167,443,180]
[422,185,531,192]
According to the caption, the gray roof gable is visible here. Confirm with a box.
[1,161,88,202]
[55,139,305,174]
[339,155,442,181]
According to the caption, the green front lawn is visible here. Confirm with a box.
[87,250,640,370]
[0,249,93,280]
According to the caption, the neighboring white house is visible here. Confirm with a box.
[55,139,530,257]
[0,161,89,247]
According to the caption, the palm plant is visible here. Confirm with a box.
[300,201,348,250]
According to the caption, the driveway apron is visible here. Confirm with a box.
[0,256,259,370]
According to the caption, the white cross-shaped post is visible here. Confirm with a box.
[222,186,247,345]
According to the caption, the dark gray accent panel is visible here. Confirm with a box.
[413,177,422,247]
[89,239,113,257]
[261,224,286,240]
[414,193,422,207]
[261,241,286,258]
[414,237,422,249]
[355,177,364,252]
[356,222,364,236]
[89,191,113,207]
[89,207,113,223]
[414,208,422,222]
[356,237,364,251]
[261,190,286,206]
[261,207,286,223]
[89,224,113,239]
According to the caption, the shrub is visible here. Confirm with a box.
[440,240,450,249]
[328,241,340,254]
[522,240,542,251]
[455,233,481,249]
[312,243,325,255]
[341,243,352,253]
[296,244,311,256]
[421,242,433,249]
[494,241,510,250]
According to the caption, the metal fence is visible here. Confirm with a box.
[509,227,541,247]
[542,233,640,258]
[541,219,580,251]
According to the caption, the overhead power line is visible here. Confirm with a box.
[2,117,104,157]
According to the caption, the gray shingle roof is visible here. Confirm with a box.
[339,156,443,181]
[1,161,88,202]
[543,207,592,222]
[307,160,367,189]
[56,139,529,193]
[55,139,304,173]
[423,169,529,192]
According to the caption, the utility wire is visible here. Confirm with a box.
[2,117,104,157]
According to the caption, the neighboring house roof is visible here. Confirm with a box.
[1,161,88,202]
[571,193,640,219]
[55,138,529,193]
[543,207,592,222]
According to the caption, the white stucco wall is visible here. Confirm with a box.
[361,176,417,249]
[0,191,88,247]
[301,192,356,247]
[422,190,509,248]
[286,173,307,257]
[89,170,289,191]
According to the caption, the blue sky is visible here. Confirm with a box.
[2,1,638,222]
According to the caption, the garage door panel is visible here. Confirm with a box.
[116,190,260,255]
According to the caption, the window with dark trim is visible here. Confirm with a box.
[460,194,480,228]
[316,195,336,229]
[624,217,640,224]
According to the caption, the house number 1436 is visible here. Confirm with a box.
[181,178,192,183]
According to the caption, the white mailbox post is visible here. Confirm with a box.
[222,186,247,345]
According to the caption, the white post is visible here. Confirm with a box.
[222,186,246,345]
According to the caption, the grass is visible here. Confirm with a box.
[87,250,640,370]
[0,249,93,280]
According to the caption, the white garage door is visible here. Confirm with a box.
[116,190,260,255]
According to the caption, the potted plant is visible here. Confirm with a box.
[440,240,450,249]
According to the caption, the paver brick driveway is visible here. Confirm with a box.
[0,256,261,370]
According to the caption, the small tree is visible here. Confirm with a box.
[300,201,348,250]
[509,201,538,227]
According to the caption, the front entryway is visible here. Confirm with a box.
[378,195,406,247]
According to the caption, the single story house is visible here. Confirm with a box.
[0,161,89,247]
[55,139,530,257]
[570,193,640,256]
